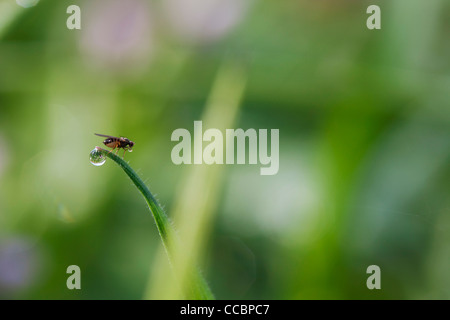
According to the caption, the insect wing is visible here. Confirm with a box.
[95,133,120,139]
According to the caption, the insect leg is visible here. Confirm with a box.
[108,146,116,154]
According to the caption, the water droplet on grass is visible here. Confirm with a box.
[90,148,106,166]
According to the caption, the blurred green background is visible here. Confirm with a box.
[1,0,449,299]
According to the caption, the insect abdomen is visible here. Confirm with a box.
[103,138,117,148]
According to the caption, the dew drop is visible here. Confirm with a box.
[90,148,106,166]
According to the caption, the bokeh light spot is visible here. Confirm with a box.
[15,0,39,8]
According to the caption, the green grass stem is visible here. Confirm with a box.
[93,146,214,299]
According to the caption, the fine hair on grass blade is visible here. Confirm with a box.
[90,146,214,299]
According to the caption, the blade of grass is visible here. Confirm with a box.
[146,60,247,299]
[93,146,214,299]
[0,1,22,38]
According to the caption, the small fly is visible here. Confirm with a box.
[95,133,135,158]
